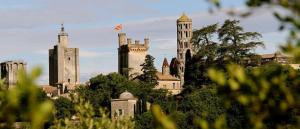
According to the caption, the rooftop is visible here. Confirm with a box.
[156,72,180,81]
[177,13,192,22]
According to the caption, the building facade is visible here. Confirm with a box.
[0,60,27,88]
[155,58,181,95]
[177,13,193,86]
[111,91,137,120]
[49,24,80,88]
[118,33,149,78]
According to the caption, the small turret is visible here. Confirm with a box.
[118,33,126,47]
[162,58,170,75]
[58,24,69,47]
[144,38,149,47]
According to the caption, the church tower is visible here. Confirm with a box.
[49,24,80,89]
[162,58,170,75]
[177,13,193,86]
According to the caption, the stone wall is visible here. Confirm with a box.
[0,61,27,88]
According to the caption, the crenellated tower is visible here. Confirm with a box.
[118,33,149,79]
[177,13,193,86]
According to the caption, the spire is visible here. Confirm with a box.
[162,58,169,67]
[162,57,170,75]
[61,23,65,32]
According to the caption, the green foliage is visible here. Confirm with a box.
[151,104,176,129]
[169,58,179,77]
[0,68,53,129]
[53,97,75,119]
[218,20,264,64]
[184,19,264,88]
[208,64,300,129]
[50,97,135,129]
[76,73,139,114]
[134,111,154,129]
[179,87,225,123]
[138,54,158,86]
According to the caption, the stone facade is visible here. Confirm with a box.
[111,91,137,120]
[177,13,193,86]
[155,58,181,95]
[118,33,149,78]
[49,25,80,88]
[0,60,27,89]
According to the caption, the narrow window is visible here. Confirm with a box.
[68,79,70,83]
[119,109,123,116]
[185,31,188,38]
[68,57,71,61]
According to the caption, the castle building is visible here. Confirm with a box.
[111,91,138,119]
[49,24,80,89]
[155,58,181,95]
[177,13,193,86]
[118,33,149,78]
[0,60,27,89]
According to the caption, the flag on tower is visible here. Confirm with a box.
[114,24,122,31]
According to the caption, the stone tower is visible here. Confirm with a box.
[177,13,193,86]
[162,58,170,75]
[118,33,149,78]
[49,24,80,87]
[0,60,27,89]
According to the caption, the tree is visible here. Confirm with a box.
[170,58,179,77]
[218,19,264,65]
[184,24,219,87]
[184,20,264,88]
[76,73,139,115]
[138,54,158,86]
[53,97,75,119]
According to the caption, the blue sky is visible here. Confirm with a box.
[0,0,288,84]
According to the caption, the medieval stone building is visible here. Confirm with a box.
[111,91,137,120]
[177,13,193,86]
[49,24,80,89]
[155,58,181,95]
[118,33,149,78]
[0,60,27,89]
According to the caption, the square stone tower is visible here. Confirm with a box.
[49,24,80,87]
[0,60,27,89]
[118,33,149,78]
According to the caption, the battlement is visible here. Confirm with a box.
[1,60,27,65]
[118,33,149,50]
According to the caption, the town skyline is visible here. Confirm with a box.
[0,0,287,84]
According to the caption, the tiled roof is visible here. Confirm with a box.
[156,72,180,81]
[177,13,191,22]
[41,85,57,94]
[261,52,288,59]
